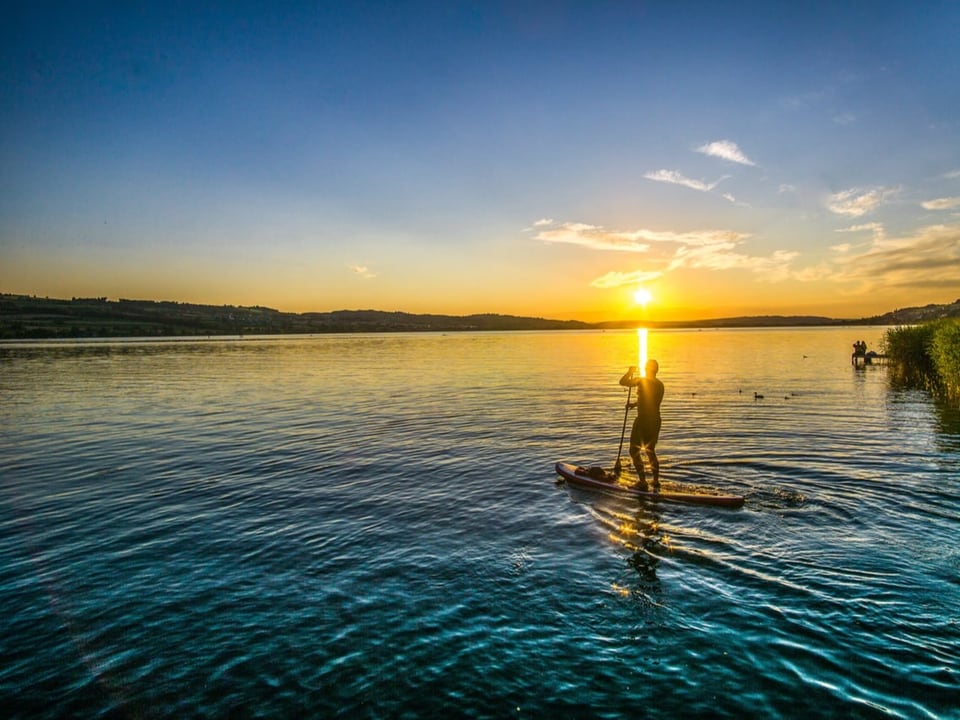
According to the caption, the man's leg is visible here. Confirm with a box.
[647,446,660,489]
[630,444,647,489]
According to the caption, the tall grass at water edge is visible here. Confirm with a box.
[884,318,960,402]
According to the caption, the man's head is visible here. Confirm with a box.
[645,359,659,377]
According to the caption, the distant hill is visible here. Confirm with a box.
[597,314,839,329]
[300,309,592,332]
[859,299,960,325]
[2,293,959,340]
[0,295,590,339]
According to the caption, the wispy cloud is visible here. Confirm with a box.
[696,140,756,166]
[921,196,960,210]
[827,187,898,217]
[825,223,960,292]
[534,219,796,287]
[722,192,751,207]
[835,222,886,243]
[538,214,957,298]
[943,170,960,179]
[534,221,748,252]
[667,244,798,281]
[590,270,663,289]
[522,217,556,232]
[644,169,728,193]
[351,265,377,279]
[833,112,857,126]
[535,222,649,252]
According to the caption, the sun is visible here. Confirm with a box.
[632,287,653,306]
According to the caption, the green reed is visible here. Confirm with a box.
[930,319,960,400]
[884,319,960,402]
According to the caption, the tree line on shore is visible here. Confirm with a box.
[2,293,959,341]
[0,295,595,338]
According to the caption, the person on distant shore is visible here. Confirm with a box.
[619,359,664,491]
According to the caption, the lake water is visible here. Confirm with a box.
[2,328,958,719]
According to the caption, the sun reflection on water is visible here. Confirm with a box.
[638,327,648,375]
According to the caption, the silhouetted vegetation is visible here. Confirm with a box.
[931,320,960,401]
[884,319,960,403]
[3,293,960,341]
[0,295,591,339]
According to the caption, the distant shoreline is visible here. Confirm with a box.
[2,293,959,340]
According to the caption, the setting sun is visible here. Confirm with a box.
[633,287,653,306]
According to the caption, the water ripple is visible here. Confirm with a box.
[2,330,959,718]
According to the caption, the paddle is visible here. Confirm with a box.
[614,384,632,475]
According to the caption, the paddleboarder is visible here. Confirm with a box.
[619,359,664,491]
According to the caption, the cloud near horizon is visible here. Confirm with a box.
[667,244,798,282]
[535,216,960,296]
[590,270,663,288]
[696,140,756,166]
[535,219,797,288]
[825,223,960,293]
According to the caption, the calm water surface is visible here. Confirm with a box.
[2,328,958,718]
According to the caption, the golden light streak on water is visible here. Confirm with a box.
[638,327,648,376]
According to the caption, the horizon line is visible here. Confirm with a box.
[4,291,952,328]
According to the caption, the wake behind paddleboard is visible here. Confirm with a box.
[555,462,745,508]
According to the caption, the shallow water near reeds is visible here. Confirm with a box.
[2,327,959,718]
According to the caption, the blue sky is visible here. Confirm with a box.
[2,1,958,320]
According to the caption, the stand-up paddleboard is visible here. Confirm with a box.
[555,462,745,508]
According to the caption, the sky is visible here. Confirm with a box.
[2,1,959,322]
